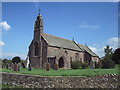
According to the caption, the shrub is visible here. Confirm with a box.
[112,48,120,64]
[71,61,81,69]
[2,59,12,64]
[46,62,50,71]
[101,58,115,69]
[81,62,88,69]
[95,61,103,69]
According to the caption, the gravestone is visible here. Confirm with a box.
[2,64,5,68]
[6,63,9,69]
[14,63,18,71]
[90,60,95,69]
[28,63,32,71]
[18,63,21,71]
[11,63,14,70]
[46,62,50,71]
[54,63,58,70]
[9,64,12,70]
[21,62,25,68]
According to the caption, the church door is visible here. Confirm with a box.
[59,57,64,68]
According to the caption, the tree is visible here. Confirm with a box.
[12,56,21,64]
[112,48,120,64]
[101,45,116,68]
[104,45,113,58]
[2,59,8,63]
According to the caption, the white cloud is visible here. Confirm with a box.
[89,37,119,57]
[93,44,97,46]
[79,22,100,30]
[107,37,119,49]
[1,52,27,60]
[0,21,11,30]
[89,46,104,57]
[0,41,5,46]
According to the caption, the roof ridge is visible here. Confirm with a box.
[43,33,74,43]
[85,45,97,56]
[73,41,84,51]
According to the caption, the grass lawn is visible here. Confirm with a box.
[1,65,119,76]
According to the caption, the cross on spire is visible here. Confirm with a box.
[38,9,40,15]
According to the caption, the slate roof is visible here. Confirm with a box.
[42,33,83,51]
[42,33,98,57]
[77,44,98,57]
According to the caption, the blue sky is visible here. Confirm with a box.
[0,2,118,59]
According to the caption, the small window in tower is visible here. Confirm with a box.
[34,42,39,56]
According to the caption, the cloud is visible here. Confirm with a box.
[1,52,27,60]
[89,37,119,57]
[93,44,97,46]
[79,22,100,30]
[107,37,119,49]
[89,46,104,57]
[0,21,11,30]
[0,41,5,46]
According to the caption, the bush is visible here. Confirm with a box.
[95,61,103,69]
[2,59,12,64]
[112,48,120,64]
[81,62,88,69]
[71,61,81,69]
[101,58,115,69]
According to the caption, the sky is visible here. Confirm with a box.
[0,2,119,60]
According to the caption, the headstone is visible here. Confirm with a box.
[28,63,32,71]
[90,60,95,69]
[18,63,21,71]
[2,64,4,68]
[9,63,12,70]
[21,62,25,68]
[6,63,9,69]
[14,63,18,71]
[11,63,14,70]
[46,62,50,71]
[54,63,58,70]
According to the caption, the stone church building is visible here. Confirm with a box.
[28,13,99,69]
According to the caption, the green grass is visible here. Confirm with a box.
[1,65,119,76]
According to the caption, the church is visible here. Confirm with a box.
[28,12,99,69]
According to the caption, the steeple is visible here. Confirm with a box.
[34,9,44,40]
[38,9,40,16]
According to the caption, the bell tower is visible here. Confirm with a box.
[34,9,44,41]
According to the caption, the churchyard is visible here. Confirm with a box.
[0,47,119,88]
[1,63,118,76]
[1,62,119,88]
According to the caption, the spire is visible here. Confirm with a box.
[34,9,44,40]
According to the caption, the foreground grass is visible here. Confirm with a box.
[1,65,118,76]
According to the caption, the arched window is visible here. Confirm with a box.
[75,53,79,61]
[34,42,39,56]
